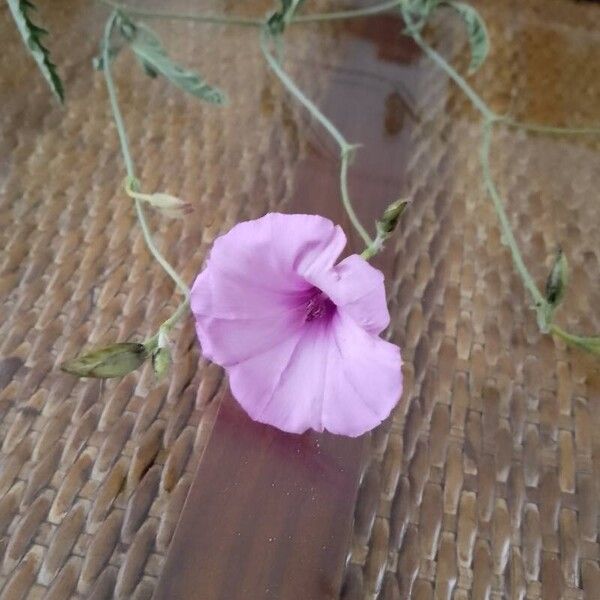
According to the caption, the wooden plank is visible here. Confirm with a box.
[155,13,417,600]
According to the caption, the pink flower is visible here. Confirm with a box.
[191,213,403,437]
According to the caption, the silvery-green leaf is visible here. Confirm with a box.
[444,1,489,73]
[545,248,568,307]
[7,0,64,101]
[123,20,226,104]
[61,343,148,378]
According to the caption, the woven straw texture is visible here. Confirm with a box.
[0,1,340,597]
[342,1,600,599]
[1,0,600,599]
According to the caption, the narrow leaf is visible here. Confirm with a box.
[445,1,489,73]
[122,20,226,105]
[7,0,64,101]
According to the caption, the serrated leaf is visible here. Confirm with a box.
[444,1,489,73]
[122,20,226,105]
[7,0,64,101]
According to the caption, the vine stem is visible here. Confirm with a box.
[98,0,262,26]
[102,12,190,335]
[98,0,405,26]
[480,120,546,308]
[498,116,600,136]
[259,26,374,247]
[294,0,404,22]
[402,10,495,120]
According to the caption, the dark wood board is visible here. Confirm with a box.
[154,13,418,600]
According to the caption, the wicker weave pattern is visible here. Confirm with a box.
[0,2,340,597]
[342,1,600,598]
[2,0,600,599]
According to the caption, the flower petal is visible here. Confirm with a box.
[321,311,402,436]
[191,213,347,366]
[206,213,346,296]
[191,269,306,366]
[228,310,402,437]
[228,320,329,434]
[303,254,390,335]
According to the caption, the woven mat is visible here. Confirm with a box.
[1,0,600,599]
[341,1,600,599]
[0,1,341,597]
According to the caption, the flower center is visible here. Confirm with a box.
[304,290,334,322]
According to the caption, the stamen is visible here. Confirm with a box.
[305,290,334,322]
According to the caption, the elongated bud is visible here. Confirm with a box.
[152,346,171,379]
[545,248,568,307]
[124,178,193,219]
[61,343,148,378]
[378,199,409,234]
[145,193,194,219]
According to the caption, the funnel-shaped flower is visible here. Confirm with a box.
[191,213,402,437]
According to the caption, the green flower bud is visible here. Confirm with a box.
[60,343,148,378]
[152,346,171,380]
[545,248,568,307]
[378,199,409,235]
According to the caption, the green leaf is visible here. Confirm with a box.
[7,0,64,101]
[545,248,568,307]
[121,19,226,105]
[61,342,148,378]
[444,1,489,73]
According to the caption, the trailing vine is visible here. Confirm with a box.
[8,0,600,379]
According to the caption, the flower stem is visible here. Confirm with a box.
[101,12,190,335]
[259,27,374,247]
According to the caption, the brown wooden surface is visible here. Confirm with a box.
[154,15,418,600]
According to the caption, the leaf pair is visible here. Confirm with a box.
[7,0,64,101]
[404,0,489,74]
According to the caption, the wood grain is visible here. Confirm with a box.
[154,14,417,600]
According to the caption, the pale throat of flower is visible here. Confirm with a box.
[304,289,335,322]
